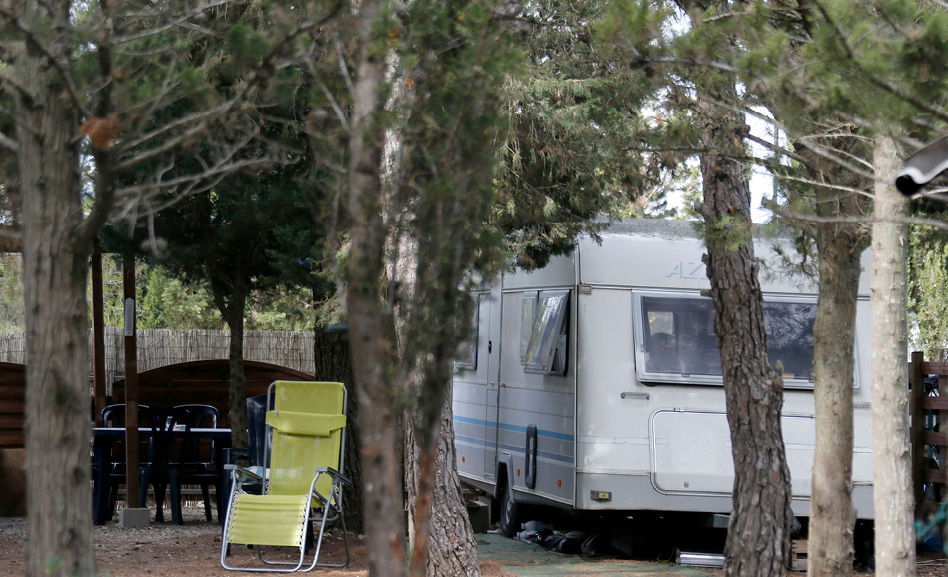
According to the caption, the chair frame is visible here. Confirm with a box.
[174,404,221,521]
[221,382,350,573]
[139,406,193,525]
[98,404,150,521]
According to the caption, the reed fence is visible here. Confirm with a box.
[0,328,314,394]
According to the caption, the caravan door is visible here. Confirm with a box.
[484,284,502,479]
[453,286,502,484]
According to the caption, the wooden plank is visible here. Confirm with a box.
[921,361,948,375]
[921,499,944,516]
[0,389,25,401]
[921,431,948,446]
[913,351,927,523]
[0,415,24,429]
[0,430,24,449]
[790,540,808,572]
[921,468,947,483]
[0,401,25,414]
[920,397,948,410]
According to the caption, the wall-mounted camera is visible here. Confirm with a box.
[897,134,948,195]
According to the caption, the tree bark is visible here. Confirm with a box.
[868,135,914,577]
[808,229,861,577]
[313,326,363,534]
[225,312,248,450]
[213,283,249,450]
[801,137,871,577]
[406,391,479,577]
[16,0,97,573]
[346,0,408,574]
[697,100,792,577]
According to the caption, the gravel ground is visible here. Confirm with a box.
[0,504,516,577]
[0,504,366,577]
[1,504,944,576]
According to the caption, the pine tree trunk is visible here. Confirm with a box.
[697,100,791,577]
[346,297,404,577]
[803,139,871,577]
[868,135,914,577]
[347,0,408,572]
[313,327,363,534]
[808,232,861,577]
[405,391,480,577]
[16,0,96,573]
[223,308,248,450]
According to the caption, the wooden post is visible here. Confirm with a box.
[92,241,106,426]
[123,258,141,509]
[911,350,925,521]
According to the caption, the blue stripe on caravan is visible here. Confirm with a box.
[496,442,574,464]
[455,434,486,447]
[453,416,574,442]
[456,435,573,464]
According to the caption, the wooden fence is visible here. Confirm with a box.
[912,350,948,521]
[0,362,25,449]
[0,328,315,394]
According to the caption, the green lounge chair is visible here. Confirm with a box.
[221,381,350,572]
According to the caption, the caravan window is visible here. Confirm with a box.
[521,290,569,375]
[636,293,818,388]
[454,294,479,370]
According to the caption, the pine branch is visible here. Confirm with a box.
[0,131,17,153]
[809,0,948,125]
[771,170,873,198]
[111,0,233,45]
[699,89,880,182]
[634,55,742,74]
[0,64,34,102]
[112,132,295,221]
[766,202,948,230]
[113,99,241,172]
[80,0,118,243]
[0,224,21,248]
[0,5,92,119]
[745,133,806,164]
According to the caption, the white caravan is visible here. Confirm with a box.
[452,219,874,536]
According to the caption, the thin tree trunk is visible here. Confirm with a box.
[313,326,363,534]
[803,138,871,577]
[869,135,914,577]
[697,100,791,577]
[347,0,408,573]
[808,231,861,577]
[208,256,249,449]
[17,0,96,573]
[226,311,248,450]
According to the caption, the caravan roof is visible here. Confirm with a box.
[505,219,869,296]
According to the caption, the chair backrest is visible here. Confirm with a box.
[175,404,220,464]
[174,404,219,428]
[101,404,152,464]
[101,404,151,428]
[265,381,346,498]
[246,392,274,468]
[142,406,192,466]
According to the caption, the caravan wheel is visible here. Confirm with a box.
[499,482,519,538]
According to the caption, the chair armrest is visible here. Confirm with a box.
[315,466,351,486]
[225,464,264,484]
